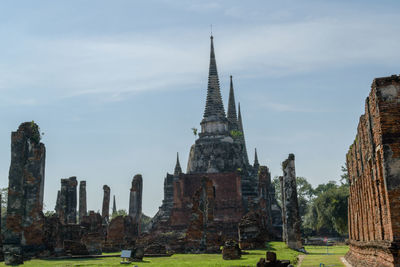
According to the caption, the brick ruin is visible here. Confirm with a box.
[0,36,313,264]
[1,122,144,264]
[149,36,282,252]
[280,154,303,251]
[346,75,400,267]
[3,122,46,265]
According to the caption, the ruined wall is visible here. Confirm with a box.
[185,177,222,253]
[346,75,400,267]
[281,154,303,251]
[170,172,243,229]
[3,122,46,264]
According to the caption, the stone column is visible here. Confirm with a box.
[4,122,46,264]
[102,185,110,224]
[281,154,303,251]
[79,181,87,223]
[129,175,143,233]
[279,176,287,243]
[59,177,77,224]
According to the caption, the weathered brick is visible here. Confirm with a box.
[346,75,400,267]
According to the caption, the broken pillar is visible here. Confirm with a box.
[58,177,78,224]
[129,174,142,234]
[4,122,46,264]
[279,176,287,243]
[281,154,303,251]
[102,185,110,224]
[79,181,87,223]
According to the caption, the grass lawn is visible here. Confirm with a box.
[0,242,300,267]
[301,245,349,267]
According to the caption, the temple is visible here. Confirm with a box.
[149,36,282,252]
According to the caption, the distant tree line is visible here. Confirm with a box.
[273,166,349,237]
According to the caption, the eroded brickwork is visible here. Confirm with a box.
[79,181,87,223]
[129,175,143,235]
[346,75,400,267]
[281,154,303,251]
[57,177,78,224]
[3,122,46,265]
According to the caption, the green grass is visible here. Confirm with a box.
[0,242,300,267]
[301,245,349,267]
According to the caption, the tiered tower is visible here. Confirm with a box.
[187,36,249,174]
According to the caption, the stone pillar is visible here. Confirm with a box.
[281,154,303,251]
[59,177,77,224]
[129,174,143,233]
[79,181,87,223]
[4,122,46,264]
[102,185,110,224]
[279,176,287,243]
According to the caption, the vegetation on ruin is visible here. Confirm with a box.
[30,120,42,144]
[0,242,303,267]
[230,130,243,139]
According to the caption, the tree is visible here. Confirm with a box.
[303,182,349,236]
[340,165,349,185]
[296,177,315,221]
[272,176,314,219]
[111,209,127,220]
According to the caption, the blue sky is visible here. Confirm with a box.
[1,0,400,216]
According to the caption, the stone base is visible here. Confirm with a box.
[345,240,398,267]
[3,244,23,265]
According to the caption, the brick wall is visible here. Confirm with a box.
[346,75,400,267]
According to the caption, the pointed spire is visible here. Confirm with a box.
[238,102,244,132]
[112,195,117,215]
[227,75,238,131]
[238,103,249,165]
[203,35,226,121]
[174,152,182,176]
[254,148,260,169]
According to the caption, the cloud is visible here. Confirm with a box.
[0,10,399,106]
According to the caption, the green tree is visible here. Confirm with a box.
[273,176,315,220]
[340,165,349,185]
[303,182,349,236]
[111,209,127,220]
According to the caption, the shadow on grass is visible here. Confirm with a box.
[265,242,276,251]
[44,258,101,262]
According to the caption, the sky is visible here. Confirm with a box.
[1,0,400,216]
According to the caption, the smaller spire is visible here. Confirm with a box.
[238,103,249,165]
[227,75,238,131]
[174,152,182,176]
[112,195,117,215]
[254,148,260,169]
[238,102,243,132]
